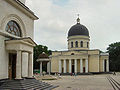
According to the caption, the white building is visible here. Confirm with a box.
[0,0,38,80]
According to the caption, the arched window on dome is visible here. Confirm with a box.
[5,20,22,37]
[87,42,89,48]
[75,41,78,47]
[80,41,83,47]
[71,42,73,48]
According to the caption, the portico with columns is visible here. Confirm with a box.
[59,58,88,73]
[5,38,36,79]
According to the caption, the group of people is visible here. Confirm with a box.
[71,73,77,76]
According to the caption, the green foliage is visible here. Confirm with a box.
[33,45,52,69]
[107,42,120,71]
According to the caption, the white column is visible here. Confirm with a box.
[40,62,42,75]
[59,60,62,73]
[47,62,49,72]
[74,59,77,73]
[69,59,72,73]
[107,60,109,72]
[16,50,22,79]
[85,59,88,73]
[28,53,33,78]
[47,61,50,75]
[22,52,28,77]
[103,60,105,72]
[80,59,83,73]
[49,61,51,75]
[64,59,66,73]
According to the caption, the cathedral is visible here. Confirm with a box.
[50,17,109,74]
[0,0,38,80]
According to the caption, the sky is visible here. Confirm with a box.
[25,0,120,52]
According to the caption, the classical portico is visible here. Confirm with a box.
[59,59,88,73]
[5,37,36,79]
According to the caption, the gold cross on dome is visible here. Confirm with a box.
[77,14,80,23]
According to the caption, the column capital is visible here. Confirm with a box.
[16,50,22,53]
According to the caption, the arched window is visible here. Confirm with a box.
[87,42,89,48]
[80,41,83,47]
[75,41,78,47]
[5,20,21,37]
[71,42,73,48]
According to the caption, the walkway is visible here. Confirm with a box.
[44,74,120,90]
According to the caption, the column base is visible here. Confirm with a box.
[28,76,34,79]
[40,73,43,76]
[26,77,35,79]
[15,77,23,80]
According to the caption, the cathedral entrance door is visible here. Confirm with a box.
[104,60,107,72]
[83,67,85,73]
[8,53,16,80]
[72,65,74,73]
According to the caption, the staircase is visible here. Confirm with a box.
[0,78,58,90]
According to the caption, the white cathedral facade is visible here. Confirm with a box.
[0,0,38,80]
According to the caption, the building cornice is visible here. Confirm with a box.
[5,0,39,20]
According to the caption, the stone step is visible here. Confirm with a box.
[0,79,58,90]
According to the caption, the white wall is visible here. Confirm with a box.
[0,0,34,39]
[0,36,8,79]
[19,0,26,4]
[0,0,34,79]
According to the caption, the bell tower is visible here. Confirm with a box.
[19,0,26,4]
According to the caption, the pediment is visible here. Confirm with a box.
[5,37,37,52]
[5,37,37,46]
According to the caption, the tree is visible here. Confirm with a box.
[107,42,120,71]
[33,45,52,69]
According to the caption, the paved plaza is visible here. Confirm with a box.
[44,73,120,90]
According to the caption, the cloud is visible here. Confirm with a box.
[26,0,120,51]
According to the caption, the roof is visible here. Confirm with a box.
[38,52,49,59]
[5,0,39,20]
[100,53,109,56]
[68,23,89,37]
[5,37,37,46]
